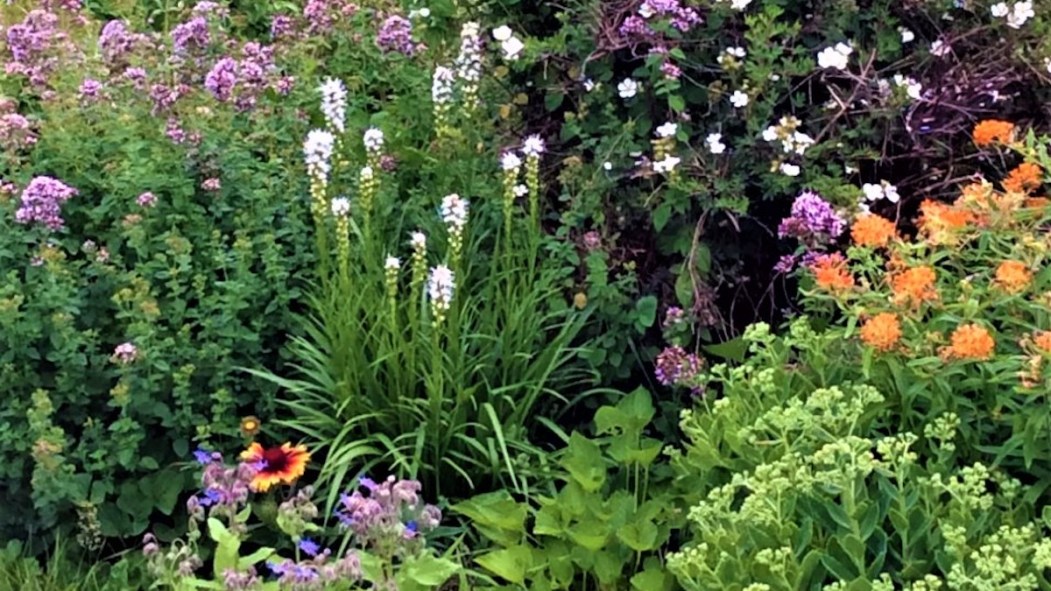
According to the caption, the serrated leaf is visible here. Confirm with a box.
[560,433,606,492]
[475,546,533,585]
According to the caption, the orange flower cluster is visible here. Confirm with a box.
[972,119,1015,147]
[811,253,855,292]
[1002,163,1043,194]
[860,313,902,351]
[918,200,972,245]
[851,214,896,248]
[890,266,939,307]
[944,324,995,361]
[1033,331,1051,353]
[994,260,1032,293]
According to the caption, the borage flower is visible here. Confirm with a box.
[239,442,310,492]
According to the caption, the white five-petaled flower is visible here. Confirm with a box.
[638,3,655,17]
[440,193,469,229]
[427,265,455,310]
[331,196,350,217]
[363,128,384,152]
[617,78,638,99]
[861,180,900,204]
[492,25,513,41]
[501,36,525,60]
[779,163,801,177]
[513,184,528,197]
[930,40,949,56]
[706,133,726,155]
[501,151,522,171]
[410,231,427,249]
[583,78,596,92]
[522,134,545,156]
[602,161,613,171]
[899,27,915,43]
[728,46,746,58]
[893,74,923,100]
[319,77,347,133]
[653,155,681,174]
[655,122,678,138]
[1005,1,1034,28]
[385,256,401,270]
[729,0,752,10]
[991,2,1009,16]
[729,90,749,108]
[817,42,853,70]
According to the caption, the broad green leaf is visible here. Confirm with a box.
[451,491,527,534]
[617,519,659,551]
[566,520,610,551]
[631,565,673,591]
[237,547,275,570]
[400,553,461,587]
[475,546,533,585]
[593,551,623,585]
[560,433,606,492]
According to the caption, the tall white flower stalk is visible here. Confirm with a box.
[455,22,483,115]
[431,65,455,139]
[330,196,351,271]
[319,78,349,174]
[427,265,455,328]
[304,129,336,225]
[440,193,469,268]
[384,255,401,320]
[521,135,544,226]
[500,151,522,241]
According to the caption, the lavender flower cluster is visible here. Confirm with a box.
[0,99,36,151]
[654,345,703,389]
[774,190,846,272]
[302,0,360,36]
[265,547,362,591]
[5,9,76,88]
[336,475,442,548]
[376,15,422,56]
[204,42,284,111]
[14,176,78,231]
[186,449,258,524]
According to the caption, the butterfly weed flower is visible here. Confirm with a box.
[943,323,995,361]
[890,266,939,308]
[851,214,897,248]
[994,260,1032,293]
[973,119,1015,148]
[860,313,902,352]
[809,253,855,292]
[1002,162,1042,194]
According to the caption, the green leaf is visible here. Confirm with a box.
[616,519,659,551]
[208,518,240,577]
[237,547,275,570]
[566,520,610,551]
[668,94,686,112]
[631,565,673,591]
[451,490,527,535]
[400,553,461,587]
[702,337,747,362]
[634,296,658,332]
[592,551,623,585]
[560,433,606,492]
[476,546,533,585]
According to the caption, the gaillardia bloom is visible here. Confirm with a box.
[240,442,310,492]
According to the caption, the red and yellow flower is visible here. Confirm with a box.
[240,442,310,492]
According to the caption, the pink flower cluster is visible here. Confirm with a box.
[0,100,36,151]
[111,342,139,365]
[15,176,77,231]
[98,19,150,66]
[617,0,700,79]
[303,0,360,36]
[336,476,441,546]
[204,42,285,110]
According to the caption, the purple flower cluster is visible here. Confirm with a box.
[617,1,698,81]
[336,476,441,548]
[78,78,103,101]
[270,14,296,40]
[149,83,191,114]
[221,568,260,591]
[0,111,36,151]
[203,42,277,110]
[376,15,420,56]
[266,551,362,590]
[5,9,71,88]
[111,342,139,365]
[185,452,257,520]
[204,57,238,101]
[303,0,360,35]
[170,16,210,55]
[98,20,147,65]
[777,190,846,246]
[654,345,702,387]
[15,176,77,231]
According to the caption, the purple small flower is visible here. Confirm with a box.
[122,66,147,87]
[654,345,702,387]
[773,253,799,274]
[79,79,103,100]
[202,178,221,192]
[171,16,210,54]
[193,448,213,464]
[298,538,320,557]
[270,15,295,40]
[777,190,846,247]
[660,60,682,79]
[274,76,295,95]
